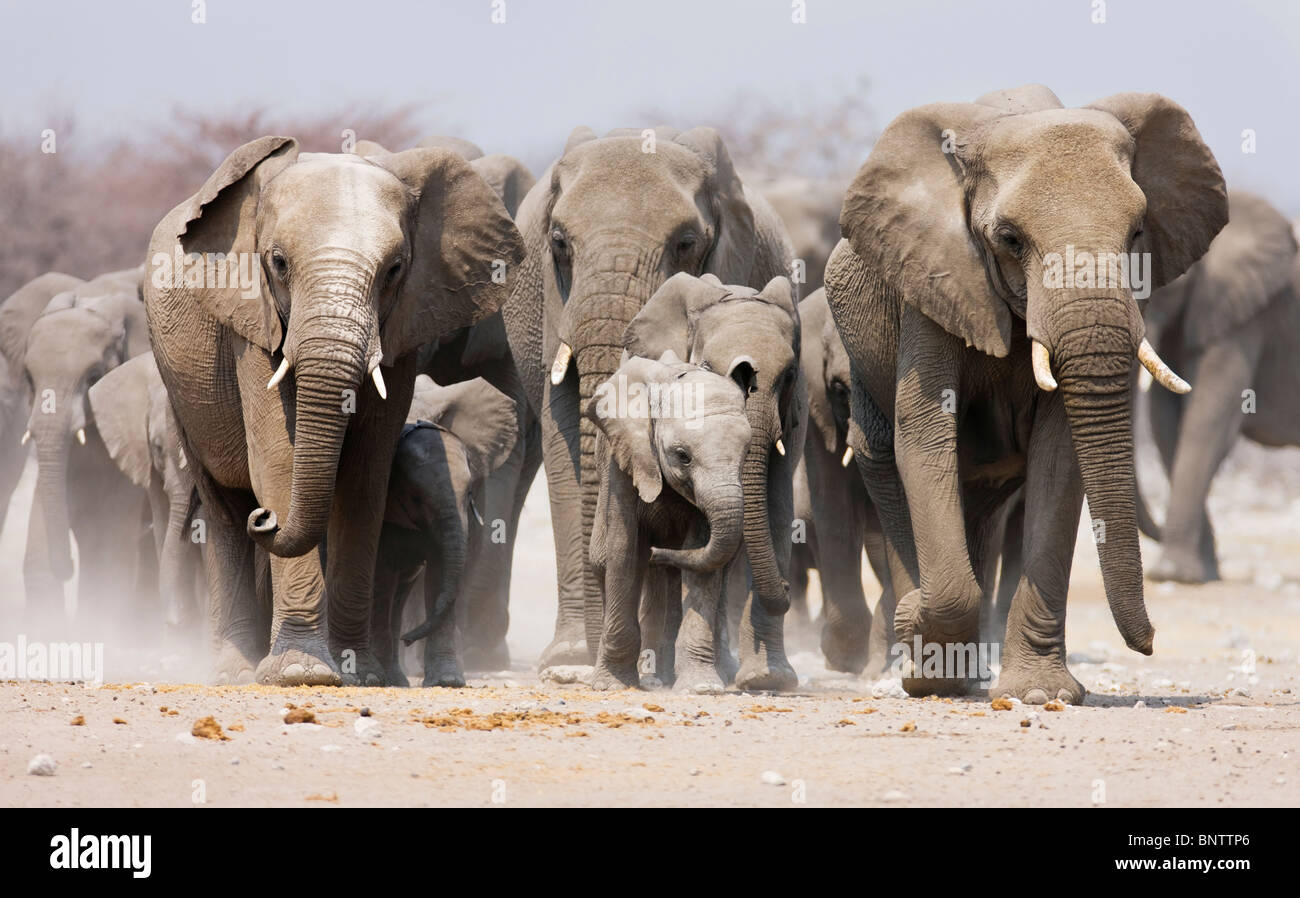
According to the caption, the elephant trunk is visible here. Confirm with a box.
[160,486,198,627]
[28,424,75,584]
[1051,304,1154,656]
[741,391,789,614]
[651,483,744,572]
[248,327,369,558]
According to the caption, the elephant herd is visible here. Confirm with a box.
[3,83,1296,703]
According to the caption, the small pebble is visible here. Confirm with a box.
[27,754,56,776]
[760,770,785,786]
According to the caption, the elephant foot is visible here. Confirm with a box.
[893,587,986,696]
[590,661,639,691]
[333,645,386,687]
[538,634,591,669]
[212,639,259,686]
[256,633,341,687]
[735,653,798,692]
[821,621,869,675]
[421,655,467,689]
[1149,546,1218,584]
[674,661,725,695]
[384,663,410,687]
[464,638,511,672]
[989,655,1085,705]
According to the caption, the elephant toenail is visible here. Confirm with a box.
[1024,688,1049,705]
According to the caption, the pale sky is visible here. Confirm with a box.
[2,0,1297,211]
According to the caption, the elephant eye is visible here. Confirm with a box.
[385,259,404,285]
[673,447,692,466]
[269,249,289,279]
[550,227,569,255]
[996,228,1021,253]
[674,232,698,257]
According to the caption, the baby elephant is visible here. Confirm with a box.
[371,376,518,687]
[587,352,752,693]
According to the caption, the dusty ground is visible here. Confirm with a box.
[1,430,1298,807]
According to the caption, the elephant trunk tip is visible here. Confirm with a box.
[246,506,318,557]
[1124,624,1155,656]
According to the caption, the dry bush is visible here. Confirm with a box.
[0,105,425,301]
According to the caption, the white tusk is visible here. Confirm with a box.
[266,357,291,390]
[178,449,187,470]
[775,439,786,456]
[76,428,86,445]
[371,366,387,400]
[468,494,484,526]
[20,430,29,446]
[1031,340,1058,392]
[841,446,854,467]
[1138,339,1191,394]
[550,342,573,385]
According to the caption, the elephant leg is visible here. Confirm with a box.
[676,565,727,694]
[0,422,26,541]
[590,485,644,692]
[638,564,679,687]
[188,476,263,685]
[539,377,590,667]
[419,551,466,688]
[986,496,1023,646]
[891,310,982,695]
[807,443,871,674]
[861,498,896,677]
[991,392,1086,705]
[370,528,412,686]
[1152,335,1260,583]
[735,448,799,692]
[259,549,339,686]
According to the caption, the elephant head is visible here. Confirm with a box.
[587,352,751,572]
[800,288,856,466]
[624,274,801,612]
[23,284,150,585]
[152,136,523,558]
[832,84,1227,653]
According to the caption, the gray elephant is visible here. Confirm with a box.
[825,84,1227,703]
[88,352,204,632]
[586,352,751,693]
[0,272,85,538]
[143,136,523,686]
[359,136,540,671]
[1138,190,1300,583]
[624,273,806,690]
[22,271,153,624]
[372,376,518,687]
[791,287,895,674]
[501,126,795,670]
[755,177,846,296]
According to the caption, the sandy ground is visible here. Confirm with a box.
[1,428,1298,807]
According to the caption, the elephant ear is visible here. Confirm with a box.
[585,356,665,503]
[624,272,708,360]
[470,154,537,218]
[799,291,839,454]
[564,126,598,155]
[498,165,555,414]
[1086,93,1228,289]
[673,128,757,284]
[87,353,158,489]
[975,83,1063,114]
[416,377,518,481]
[370,147,526,364]
[176,136,299,353]
[840,102,1012,357]
[416,134,485,160]
[1182,191,1297,349]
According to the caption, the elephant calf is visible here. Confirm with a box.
[587,352,751,694]
[371,376,518,687]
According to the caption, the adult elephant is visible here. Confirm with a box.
[825,84,1226,702]
[1138,190,1300,583]
[793,287,894,674]
[624,273,805,690]
[358,136,540,670]
[502,126,795,668]
[0,272,86,538]
[22,274,153,623]
[89,352,204,632]
[143,137,523,686]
